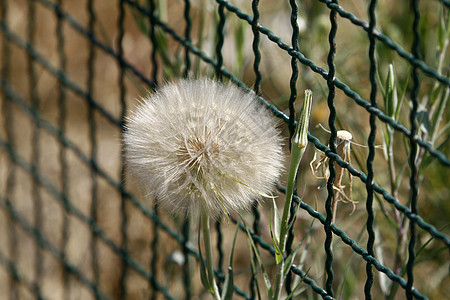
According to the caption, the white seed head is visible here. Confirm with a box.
[123,78,284,219]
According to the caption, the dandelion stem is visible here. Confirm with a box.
[202,209,221,300]
[273,90,312,300]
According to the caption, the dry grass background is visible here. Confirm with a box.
[1,0,449,299]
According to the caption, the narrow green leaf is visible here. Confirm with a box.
[130,8,150,35]
[297,220,313,270]
[287,200,301,232]
[420,134,449,171]
[374,193,398,229]
[435,121,450,142]
[384,64,397,118]
[415,246,448,265]
[221,267,233,300]
[283,219,313,279]
[247,239,263,300]
[416,110,431,134]
[382,125,390,159]
[282,244,300,281]
[447,9,450,40]
[269,211,283,265]
[395,66,411,121]
[285,267,310,300]
[198,224,212,293]
[282,242,301,279]
[377,68,387,99]
[430,86,449,142]
[393,158,408,192]
[221,223,239,300]
[437,6,445,51]
[430,83,443,107]
[272,198,281,244]
[241,217,273,299]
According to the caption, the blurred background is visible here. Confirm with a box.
[0,0,449,299]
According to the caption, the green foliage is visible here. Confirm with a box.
[242,218,274,299]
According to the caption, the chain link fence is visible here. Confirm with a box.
[1,0,449,299]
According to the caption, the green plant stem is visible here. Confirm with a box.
[273,90,312,300]
[273,152,300,299]
[273,262,285,300]
[279,144,304,252]
[202,210,221,300]
[273,138,308,299]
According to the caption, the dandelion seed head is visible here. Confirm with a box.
[124,78,284,219]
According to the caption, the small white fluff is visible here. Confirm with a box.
[124,78,284,219]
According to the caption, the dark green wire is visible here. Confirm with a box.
[365,0,378,298]
[324,0,338,296]
[406,0,421,299]
[55,0,70,298]
[117,0,128,298]
[285,0,301,295]
[28,0,44,297]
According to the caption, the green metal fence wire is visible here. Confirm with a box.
[365,0,378,298]
[324,0,338,296]
[1,0,449,299]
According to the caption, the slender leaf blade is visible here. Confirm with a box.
[222,223,240,300]
[198,224,212,293]
[241,217,273,299]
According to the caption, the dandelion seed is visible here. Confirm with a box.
[123,78,284,219]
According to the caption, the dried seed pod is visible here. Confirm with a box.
[310,128,356,220]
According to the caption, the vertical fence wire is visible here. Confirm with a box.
[324,0,339,297]
[215,219,224,291]
[148,1,160,298]
[183,0,191,78]
[364,0,378,298]
[149,0,158,85]
[182,1,192,297]
[215,2,225,80]
[406,0,421,299]
[249,208,260,300]
[215,2,227,290]
[250,2,261,298]
[117,0,128,298]
[87,1,101,298]
[287,1,299,142]
[251,0,261,94]
[1,0,18,299]
[182,218,192,300]
[55,0,70,298]
[150,204,160,300]
[285,0,300,295]
[27,0,44,296]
